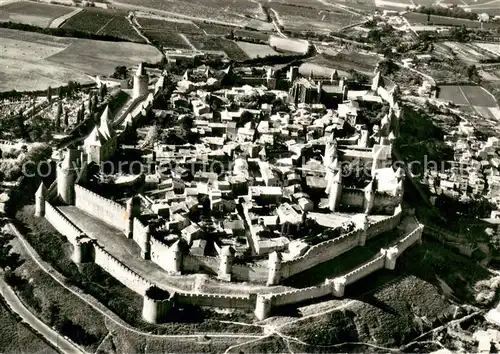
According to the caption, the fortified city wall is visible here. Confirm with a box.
[74,185,128,234]
[340,189,401,214]
[39,186,423,323]
[68,184,403,285]
[254,224,424,320]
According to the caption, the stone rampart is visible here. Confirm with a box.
[44,201,82,246]
[373,193,400,214]
[112,96,144,126]
[183,254,219,275]
[93,244,152,295]
[340,189,364,208]
[395,224,424,256]
[150,238,173,271]
[132,218,151,259]
[366,208,402,241]
[232,263,268,283]
[281,230,362,278]
[270,283,330,307]
[254,222,423,319]
[343,254,385,285]
[74,185,127,234]
[176,292,255,309]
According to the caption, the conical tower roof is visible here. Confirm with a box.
[60,150,73,169]
[98,106,115,139]
[84,125,106,147]
[136,62,145,76]
[35,182,47,197]
[220,245,235,257]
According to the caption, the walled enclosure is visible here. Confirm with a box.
[33,73,423,323]
[74,184,129,234]
[41,196,423,323]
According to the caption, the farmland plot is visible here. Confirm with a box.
[307,51,381,76]
[61,8,114,33]
[143,30,192,49]
[438,85,498,110]
[137,17,203,34]
[196,21,238,35]
[0,27,162,91]
[113,0,254,25]
[47,38,163,76]
[270,3,362,31]
[178,0,267,21]
[0,1,73,27]
[185,35,249,61]
[195,22,270,41]
[0,28,89,91]
[404,12,500,29]
[442,41,496,63]
[474,43,500,57]
[236,42,278,58]
[62,8,144,42]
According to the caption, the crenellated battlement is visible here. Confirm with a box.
[75,185,126,213]
[74,185,128,234]
[343,254,386,285]
[396,223,424,256]
[44,201,83,246]
[93,243,154,295]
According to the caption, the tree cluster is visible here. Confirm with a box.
[415,5,479,21]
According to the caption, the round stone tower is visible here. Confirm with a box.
[57,150,77,205]
[267,251,282,286]
[142,286,172,324]
[34,182,47,217]
[218,246,234,282]
[133,63,149,99]
[169,240,184,274]
[254,295,272,320]
[126,196,141,239]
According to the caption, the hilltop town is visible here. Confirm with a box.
[2,0,500,353]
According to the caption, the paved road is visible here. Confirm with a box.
[0,278,87,354]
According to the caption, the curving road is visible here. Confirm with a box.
[0,277,87,354]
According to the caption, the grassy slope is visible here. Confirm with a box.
[281,238,492,351]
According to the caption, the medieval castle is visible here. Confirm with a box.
[34,63,424,323]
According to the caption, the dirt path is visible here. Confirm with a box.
[179,33,196,50]
[48,7,82,29]
[126,15,151,44]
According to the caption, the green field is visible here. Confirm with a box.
[62,8,145,42]
[0,1,73,27]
